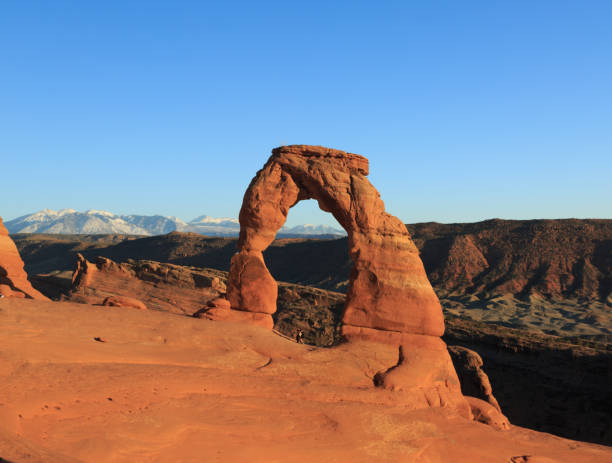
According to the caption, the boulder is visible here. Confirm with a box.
[466,396,510,431]
[193,296,272,329]
[193,305,273,329]
[206,297,231,310]
[0,217,47,300]
[448,345,502,412]
[102,295,148,311]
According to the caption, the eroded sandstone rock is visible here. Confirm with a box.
[218,146,498,421]
[227,145,444,338]
[193,295,273,328]
[466,396,510,431]
[372,338,472,419]
[0,217,47,300]
[102,295,148,311]
[448,345,502,412]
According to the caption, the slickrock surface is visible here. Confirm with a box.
[0,217,47,299]
[2,297,611,463]
[59,253,470,420]
[228,145,444,339]
[32,255,612,445]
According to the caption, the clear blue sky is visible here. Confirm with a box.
[1,1,610,227]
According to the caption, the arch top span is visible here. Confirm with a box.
[272,145,370,176]
[226,145,445,341]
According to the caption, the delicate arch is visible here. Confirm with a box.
[226,145,444,339]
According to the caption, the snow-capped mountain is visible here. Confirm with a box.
[187,215,240,236]
[281,224,346,236]
[6,209,152,235]
[5,210,346,237]
[121,215,189,235]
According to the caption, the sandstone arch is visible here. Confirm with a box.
[226,145,444,341]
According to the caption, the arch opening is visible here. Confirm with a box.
[264,198,350,345]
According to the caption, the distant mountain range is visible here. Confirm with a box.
[5,209,346,237]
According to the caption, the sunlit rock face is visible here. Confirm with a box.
[221,146,475,418]
[0,216,48,300]
[226,145,444,339]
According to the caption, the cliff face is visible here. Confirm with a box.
[407,219,612,302]
[443,317,612,446]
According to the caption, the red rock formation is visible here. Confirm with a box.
[466,396,510,431]
[102,295,148,310]
[71,253,97,289]
[67,255,226,315]
[227,145,444,339]
[60,254,321,332]
[0,217,47,299]
[448,345,501,412]
[193,293,274,329]
[222,146,469,416]
[373,338,471,418]
[0,284,25,298]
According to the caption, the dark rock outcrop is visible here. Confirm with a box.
[408,219,612,301]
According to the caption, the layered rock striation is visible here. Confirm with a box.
[407,219,612,301]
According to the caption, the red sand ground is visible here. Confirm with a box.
[1,298,611,463]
